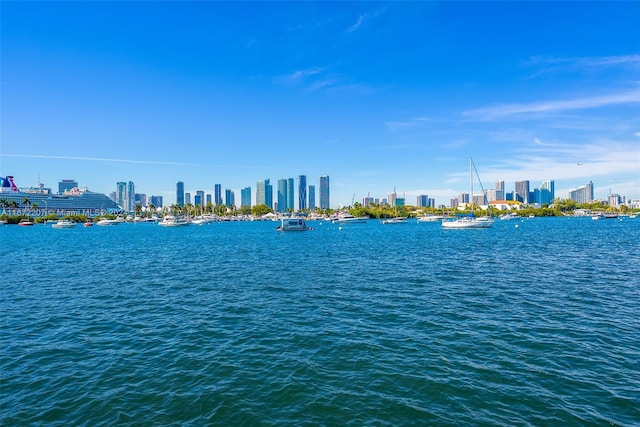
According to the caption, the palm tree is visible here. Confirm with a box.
[0,198,7,215]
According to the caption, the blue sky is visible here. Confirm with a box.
[2,1,639,208]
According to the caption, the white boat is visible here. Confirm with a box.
[96,218,120,226]
[332,213,368,224]
[276,217,311,231]
[442,215,493,229]
[442,157,494,229]
[417,215,444,222]
[382,217,408,224]
[158,215,190,227]
[52,219,76,228]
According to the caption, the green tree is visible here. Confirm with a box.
[251,204,272,216]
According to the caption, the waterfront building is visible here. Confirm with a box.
[458,193,469,205]
[58,179,78,194]
[150,195,163,208]
[206,194,212,205]
[286,178,294,211]
[277,179,288,212]
[308,185,316,210]
[185,192,191,205]
[396,197,405,207]
[116,182,126,209]
[608,193,622,207]
[109,191,116,203]
[569,181,594,204]
[196,190,205,207]
[428,198,436,208]
[319,175,330,210]
[214,184,222,206]
[451,198,459,208]
[241,186,251,208]
[388,190,397,207]
[257,179,273,209]
[135,193,147,208]
[417,195,428,208]
[225,189,235,207]
[176,181,185,207]
[298,175,307,210]
[363,196,373,207]
[495,180,504,192]
[541,180,555,201]
[515,180,530,204]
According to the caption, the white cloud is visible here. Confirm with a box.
[464,89,640,121]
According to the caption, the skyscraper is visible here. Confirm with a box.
[126,181,135,212]
[257,179,273,209]
[225,189,235,207]
[58,179,78,194]
[214,184,222,206]
[287,178,294,211]
[241,186,251,208]
[569,181,594,204]
[308,185,316,210]
[176,181,185,207]
[319,175,330,210]
[116,182,126,210]
[298,175,307,210]
[417,195,428,207]
[515,180,530,204]
[277,179,288,212]
[541,180,555,201]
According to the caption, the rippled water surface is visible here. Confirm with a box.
[2,217,639,425]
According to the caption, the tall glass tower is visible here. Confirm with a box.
[308,185,316,210]
[319,175,330,210]
[214,184,223,206]
[287,178,294,211]
[277,179,288,212]
[241,187,251,208]
[176,181,185,207]
[298,175,307,210]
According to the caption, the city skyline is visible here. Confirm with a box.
[2,2,639,206]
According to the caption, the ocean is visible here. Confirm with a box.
[2,217,639,426]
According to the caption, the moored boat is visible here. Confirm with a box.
[96,218,120,226]
[442,158,494,229]
[382,217,408,224]
[158,215,190,227]
[18,219,35,226]
[52,219,76,228]
[276,217,311,231]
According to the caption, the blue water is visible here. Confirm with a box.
[2,217,639,426]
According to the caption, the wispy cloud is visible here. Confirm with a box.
[346,8,385,33]
[1,153,198,166]
[275,66,376,95]
[464,89,640,121]
[525,54,640,77]
[385,117,430,132]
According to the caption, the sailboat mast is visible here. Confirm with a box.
[470,157,473,207]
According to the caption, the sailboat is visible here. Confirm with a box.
[442,157,494,229]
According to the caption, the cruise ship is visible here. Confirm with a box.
[1,176,122,216]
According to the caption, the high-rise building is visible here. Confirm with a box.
[58,179,78,194]
[388,190,397,207]
[225,189,235,207]
[206,194,212,205]
[277,179,288,212]
[185,192,191,205]
[176,181,185,207]
[287,178,294,211]
[308,185,316,210]
[569,181,594,204]
[541,180,555,201]
[494,180,505,201]
[515,180,530,204]
[116,182,126,209]
[126,181,135,212]
[319,175,330,210]
[298,175,307,210]
[241,186,251,208]
[135,193,147,208]
[196,190,205,207]
[458,192,469,205]
[150,195,163,208]
[417,195,428,207]
[428,198,436,208]
[257,179,273,209]
[214,184,222,206]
